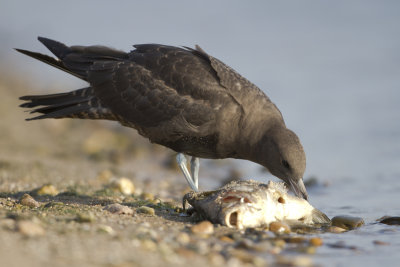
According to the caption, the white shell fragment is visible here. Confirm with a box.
[183,180,330,229]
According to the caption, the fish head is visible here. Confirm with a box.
[266,181,330,224]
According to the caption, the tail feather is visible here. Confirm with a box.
[15,48,86,80]
[17,36,127,121]
[20,88,92,108]
[37,37,70,59]
[16,36,127,81]
[25,103,92,121]
[20,87,116,121]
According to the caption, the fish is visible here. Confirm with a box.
[183,180,330,229]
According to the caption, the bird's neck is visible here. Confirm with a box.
[235,121,282,165]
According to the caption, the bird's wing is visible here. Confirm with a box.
[87,59,221,137]
[184,45,271,102]
[191,46,287,127]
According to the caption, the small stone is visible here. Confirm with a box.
[191,221,214,235]
[276,256,313,267]
[226,257,242,267]
[104,203,134,215]
[97,169,113,182]
[35,184,59,196]
[269,221,291,234]
[328,226,347,233]
[176,232,191,245]
[235,239,256,250]
[159,242,176,261]
[331,215,364,230]
[136,206,155,215]
[219,235,235,243]
[176,247,196,258]
[328,241,357,250]
[98,225,116,235]
[1,218,16,230]
[230,249,259,264]
[373,240,390,245]
[76,212,95,223]
[17,221,45,237]
[309,237,323,246]
[379,216,400,225]
[208,253,225,265]
[109,177,135,195]
[272,239,286,249]
[251,240,274,252]
[141,239,157,251]
[140,192,154,201]
[286,236,306,243]
[19,194,40,208]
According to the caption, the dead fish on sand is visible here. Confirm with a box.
[183,180,330,229]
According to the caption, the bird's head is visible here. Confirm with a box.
[257,125,307,199]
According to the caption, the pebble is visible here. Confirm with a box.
[328,226,347,233]
[309,237,323,246]
[331,215,364,230]
[35,184,59,196]
[136,206,155,216]
[96,169,113,182]
[75,212,95,223]
[176,247,196,258]
[97,225,116,235]
[219,235,235,243]
[109,177,135,195]
[269,221,291,234]
[208,253,226,265]
[230,249,265,265]
[272,239,286,249]
[82,130,122,155]
[276,256,313,267]
[237,239,273,252]
[379,216,400,225]
[1,218,16,230]
[373,240,390,245]
[19,193,40,208]
[141,239,157,251]
[140,192,155,201]
[104,203,134,215]
[286,236,306,243]
[176,232,191,245]
[191,221,214,235]
[328,241,357,250]
[17,220,45,237]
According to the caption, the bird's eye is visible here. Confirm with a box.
[282,159,290,169]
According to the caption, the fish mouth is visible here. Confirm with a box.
[225,210,240,228]
[288,178,308,200]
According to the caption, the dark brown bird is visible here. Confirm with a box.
[17,37,308,199]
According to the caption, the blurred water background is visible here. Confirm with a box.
[1,1,399,266]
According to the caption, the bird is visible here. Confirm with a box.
[17,37,308,199]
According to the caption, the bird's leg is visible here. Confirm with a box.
[176,153,198,192]
[190,157,200,190]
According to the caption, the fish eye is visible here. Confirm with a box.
[282,159,290,169]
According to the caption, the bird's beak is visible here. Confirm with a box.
[288,178,308,200]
